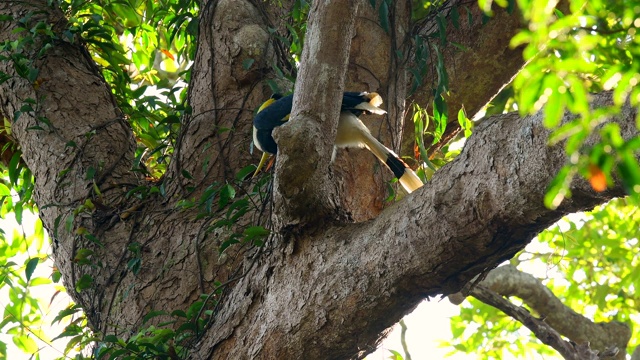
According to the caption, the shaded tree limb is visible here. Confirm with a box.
[471,284,620,360]
[449,263,630,359]
[479,265,630,358]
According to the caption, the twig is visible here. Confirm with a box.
[399,319,412,360]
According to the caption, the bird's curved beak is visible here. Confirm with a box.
[252,152,271,178]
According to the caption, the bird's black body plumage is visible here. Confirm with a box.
[253,92,384,154]
[252,94,290,154]
[251,91,423,193]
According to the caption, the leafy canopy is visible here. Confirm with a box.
[0,0,639,359]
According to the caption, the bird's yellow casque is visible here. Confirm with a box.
[252,92,423,193]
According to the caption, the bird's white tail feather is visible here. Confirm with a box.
[336,112,423,193]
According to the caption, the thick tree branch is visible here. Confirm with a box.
[166,0,276,198]
[0,0,141,331]
[404,2,529,151]
[195,92,638,359]
[272,0,361,228]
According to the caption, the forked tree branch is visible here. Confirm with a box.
[472,285,620,360]
[450,264,630,359]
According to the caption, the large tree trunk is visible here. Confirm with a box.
[0,0,636,359]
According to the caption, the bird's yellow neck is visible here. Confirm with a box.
[258,98,277,113]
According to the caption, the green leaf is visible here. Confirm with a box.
[13,334,37,353]
[109,348,129,359]
[436,13,446,45]
[242,58,254,70]
[544,165,574,209]
[127,258,141,274]
[27,67,39,83]
[387,349,403,360]
[453,343,467,352]
[451,321,465,338]
[218,184,235,209]
[51,268,61,283]
[8,152,21,185]
[0,182,10,196]
[451,6,460,29]
[541,75,565,128]
[74,248,94,265]
[65,213,75,232]
[52,323,84,341]
[478,0,493,15]
[219,234,240,253]
[171,310,187,318]
[24,257,39,282]
[143,310,169,324]
[103,334,119,343]
[432,96,448,145]
[618,151,640,194]
[235,165,257,181]
[29,277,50,286]
[243,226,270,244]
[457,108,472,138]
[543,88,563,128]
[85,166,96,180]
[181,169,193,179]
[75,274,93,292]
[378,0,389,33]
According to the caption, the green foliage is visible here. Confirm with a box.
[403,1,475,187]
[263,0,308,87]
[412,102,472,183]
[0,0,200,357]
[93,298,212,360]
[387,349,405,360]
[446,199,640,358]
[0,211,57,358]
[445,298,559,358]
[537,199,640,329]
[182,165,271,254]
[507,0,640,207]
[1,0,638,358]
[54,0,199,179]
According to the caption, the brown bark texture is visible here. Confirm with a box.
[0,0,637,359]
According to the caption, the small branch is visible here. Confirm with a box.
[399,319,412,360]
[471,285,618,360]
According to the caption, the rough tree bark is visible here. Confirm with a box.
[0,1,636,360]
[272,0,360,227]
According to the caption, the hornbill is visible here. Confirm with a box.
[252,92,423,193]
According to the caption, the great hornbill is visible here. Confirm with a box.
[252,92,423,193]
